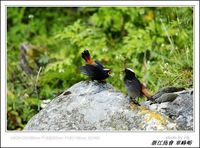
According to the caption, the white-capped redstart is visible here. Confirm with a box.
[124,68,151,103]
[80,49,111,81]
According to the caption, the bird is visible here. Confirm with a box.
[80,49,111,81]
[123,68,151,104]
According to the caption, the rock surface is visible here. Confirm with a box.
[142,88,193,130]
[24,81,193,131]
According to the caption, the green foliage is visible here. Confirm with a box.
[7,7,193,130]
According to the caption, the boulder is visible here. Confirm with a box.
[24,81,193,131]
[141,88,193,130]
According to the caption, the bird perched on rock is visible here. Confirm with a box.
[80,49,111,81]
[123,68,151,105]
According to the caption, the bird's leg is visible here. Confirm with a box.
[98,79,107,83]
[128,96,140,106]
[131,99,141,106]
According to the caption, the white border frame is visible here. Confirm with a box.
[1,1,199,147]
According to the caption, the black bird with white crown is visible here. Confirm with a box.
[124,68,151,104]
[80,49,111,81]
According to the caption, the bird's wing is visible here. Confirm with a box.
[79,64,101,77]
[95,60,104,68]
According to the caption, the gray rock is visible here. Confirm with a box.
[24,81,179,131]
[144,89,193,130]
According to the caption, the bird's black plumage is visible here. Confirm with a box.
[80,64,110,80]
[124,68,151,105]
[80,49,111,81]
[124,68,143,100]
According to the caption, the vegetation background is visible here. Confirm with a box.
[7,7,193,130]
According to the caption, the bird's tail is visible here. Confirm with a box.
[141,84,152,100]
[81,49,94,64]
